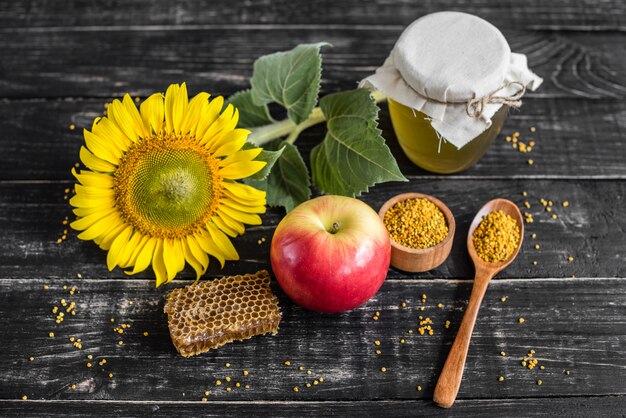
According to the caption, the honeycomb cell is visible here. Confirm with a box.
[164,270,281,357]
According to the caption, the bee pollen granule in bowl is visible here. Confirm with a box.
[164,270,281,357]
[472,210,520,263]
[383,198,448,249]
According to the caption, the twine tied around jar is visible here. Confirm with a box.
[417,81,527,118]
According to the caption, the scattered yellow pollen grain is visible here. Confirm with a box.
[69,124,76,130]
[225,377,231,382]
[552,214,558,219]
[537,380,543,385]
[375,350,381,355]
[225,363,231,368]
[401,302,407,308]
[49,332,54,337]
[540,365,545,370]
[506,136,512,142]
[498,376,505,382]
[298,366,305,371]
[380,367,387,373]
[235,382,241,388]
[87,355,93,360]
[86,362,92,368]
[519,318,525,323]
[226,387,231,392]
[535,244,540,250]
[306,370,312,375]
[215,380,222,386]
[313,380,319,385]
[284,361,291,366]
[306,383,311,388]
[293,387,299,393]
[201,397,208,402]
[243,370,249,376]
[563,201,569,207]
[533,261,538,266]
[500,351,506,356]
[319,378,324,382]
[417,385,422,391]
[374,340,381,346]
[419,306,425,311]
[568,256,574,262]
[445,320,451,329]
[400,339,405,344]
[29,356,34,361]
[528,159,534,165]
[143,331,149,336]
[118,340,123,345]
[530,127,536,132]
[565,370,571,375]
[522,191,528,197]
[245,385,250,389]
[109,373,113,378]
[437,303,443,308]
[501,296,507,302]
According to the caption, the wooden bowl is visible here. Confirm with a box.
[378,192,455,273]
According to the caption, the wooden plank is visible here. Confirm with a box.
[1,97,625,181]
[1,396,625,417]
[0,180,624,280]
[0,29,624,99]
[1,277,625,402]
[1,0,624,31]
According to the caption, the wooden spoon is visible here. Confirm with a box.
[433,198,524,409]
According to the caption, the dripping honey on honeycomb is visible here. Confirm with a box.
[164,270,281,357]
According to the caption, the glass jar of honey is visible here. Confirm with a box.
[388,99,508,174]
[361,12,542,174]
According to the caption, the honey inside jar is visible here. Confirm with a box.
[388,98,509,174]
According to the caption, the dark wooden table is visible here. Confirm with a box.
[1,1,625,416]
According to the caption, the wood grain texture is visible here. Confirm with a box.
[0,180,623,280]
[1,0,624,31]
[1,396,625,417]
[1,97,626,181]
[0,29,623,99]
[1,277,625,402]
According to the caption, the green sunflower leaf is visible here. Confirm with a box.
[227,89,274,128]
[242,142,285,180]
[311,89,408,196]
[250,43,329,125]
[245,141,310,212]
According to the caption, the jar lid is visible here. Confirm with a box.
[360,12,543,149]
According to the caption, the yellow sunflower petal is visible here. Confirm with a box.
[101,99,142,147]
[71,168,114,189]
[218,148,262,168]
[92,115,133,152]
[222,182,266,201]
[106,226,133,271]
[223,189,266,209]
[181,92,210,136]
[70,207,117,231]
[186,235,209,271]
[74,184,115,198]
[153,240,168,287]
[75,212,122,242]
[162,238,182,281]
[199,104,236,147]
[195,96,224,139]
[117,231,145,269]
[173,239,186,272]
[206,222,239,261]
[181,239,206,280]
[140,93,165,135]
[79,146,116,173]
[219,205,263,226]
[211,214,240,238]
[70,193,115,208]
[126,237,157,275]
[94,218,126,249]
[221,197,266,214]
[165,83,188,134]
[84,129,121,165]
[73,203,115,218]
[219,161,266,180]
[215,208,246,235]
[194,231,226,268]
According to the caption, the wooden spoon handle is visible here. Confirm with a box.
[433,270,493,408]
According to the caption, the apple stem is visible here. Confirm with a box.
[329,222,340,234]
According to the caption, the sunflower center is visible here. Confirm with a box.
[114,134,222,238]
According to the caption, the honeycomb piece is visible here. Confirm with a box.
[164,270,281,357]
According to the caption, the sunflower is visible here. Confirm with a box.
[70,83,267,286]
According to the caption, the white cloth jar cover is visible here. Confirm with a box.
[360,11,543,149]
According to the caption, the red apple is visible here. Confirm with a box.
[270,195,391,313]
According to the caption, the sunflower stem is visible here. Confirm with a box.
[247,90,387,146]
